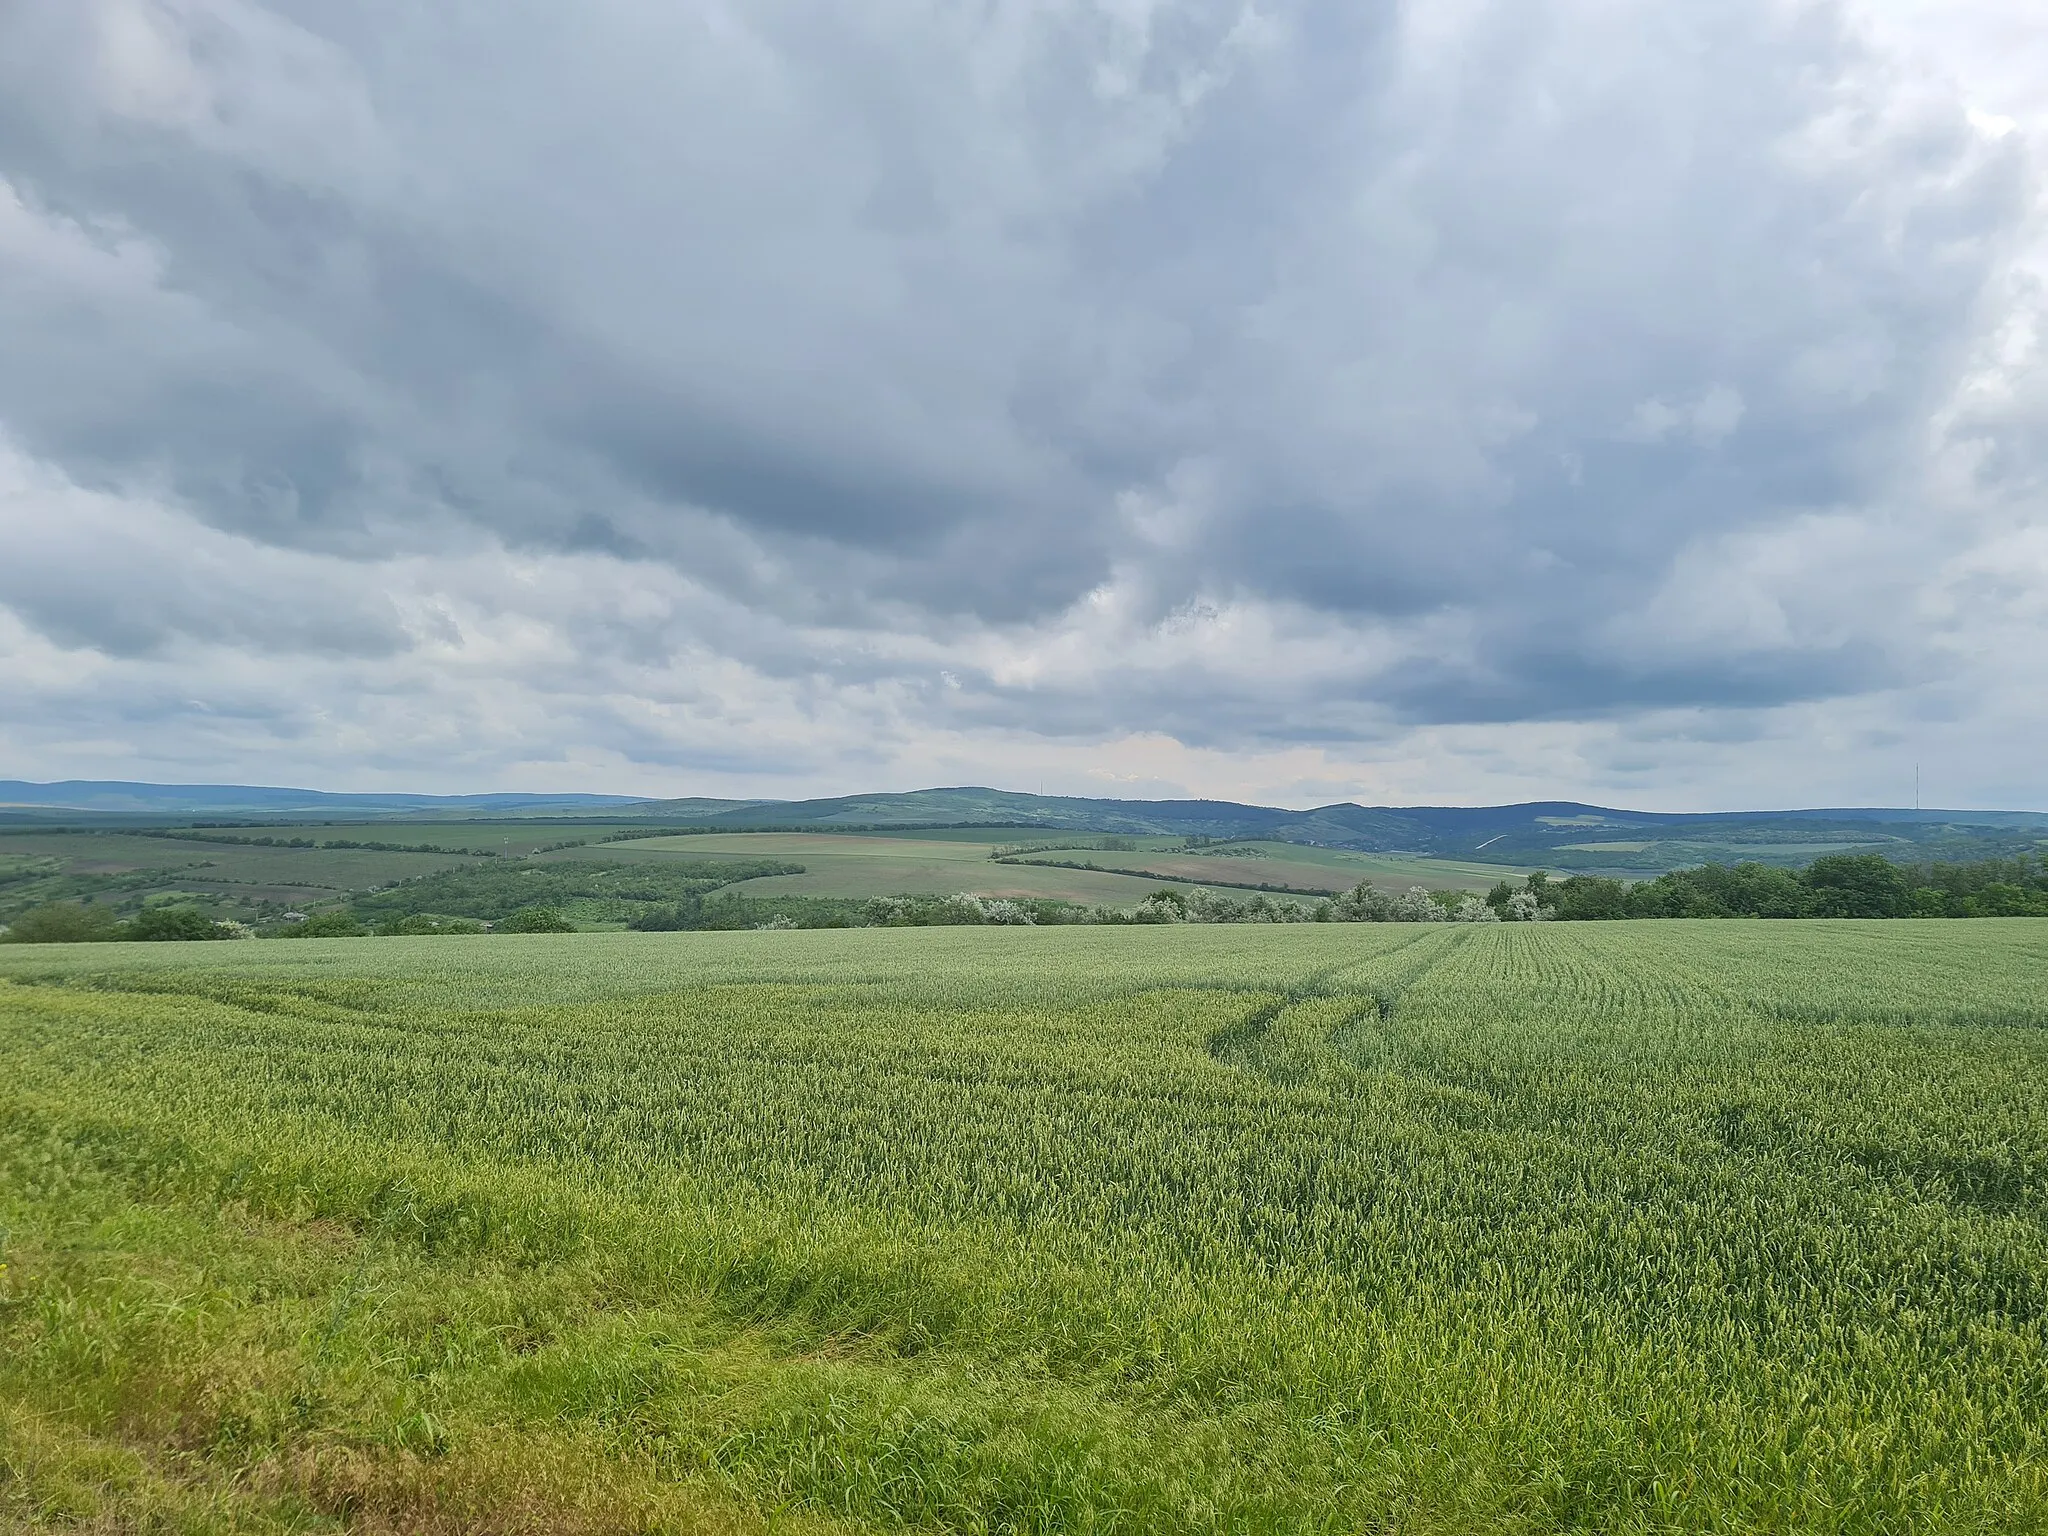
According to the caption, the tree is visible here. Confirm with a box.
[1800,854,1912,918]
[124,907,232,941]
[295,912,368,937]
[1,902,122,943]
[1547,875,1630,920]
[377,913,485,936]
[631,899,702,931]
[1132,890,1187,924]
[499,906,576,933]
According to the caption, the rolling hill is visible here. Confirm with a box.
[0,780,731,821]
[3,780,2044,870]
[639,789,2048,868]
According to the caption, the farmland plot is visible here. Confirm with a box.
[2,922,2045,1532]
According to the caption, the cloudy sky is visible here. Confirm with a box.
[2,0,2044,810]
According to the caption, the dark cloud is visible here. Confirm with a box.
[0,0,2042,802]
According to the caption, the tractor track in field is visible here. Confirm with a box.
[1205,927,1472,1079]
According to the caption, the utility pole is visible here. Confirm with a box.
[1914,763,1919,812]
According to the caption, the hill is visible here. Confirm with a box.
[0,780,736,821]
[646,789,2048,868]
[3,779,2044,869]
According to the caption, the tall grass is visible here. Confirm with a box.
[3,922,2046,1531]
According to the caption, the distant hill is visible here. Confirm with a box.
[641,788,2048,868]
[3,780,2042,869]
[0,779,687,820]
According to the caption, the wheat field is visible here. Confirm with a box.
[3,921,2045,1532]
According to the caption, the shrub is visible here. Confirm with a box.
[1185,888,1316,923]
[964,895,1037,925]
[1131,891,1187,924]
[1327,882,1449,922]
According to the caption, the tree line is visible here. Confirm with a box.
[1512,854,2048,921]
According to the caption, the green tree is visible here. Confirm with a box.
[1910,887,1949,918]
[284,912,367,938]
[377,914,485,936]
[124,907,231,941]
[1800,854,1912,918]
[499,906,576,933]
[1,902,122,943]
[1547,875,1630,920]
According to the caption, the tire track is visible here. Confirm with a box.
[1207,928,1469,1081]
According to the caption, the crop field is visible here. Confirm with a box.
[592,831,1232,906]
[0,825,775,930]
[3,922,2047,1532]
[991,839,1534,894]
[604,831,1524,904]
[0,831,500,925]
[0,824,1539,930]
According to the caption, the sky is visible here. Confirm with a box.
[1,0,2045,812]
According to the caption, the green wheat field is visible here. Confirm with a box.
[3,921,2046,1532]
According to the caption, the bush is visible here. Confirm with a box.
[1326,882,1448,922]
[273,912,367,938]
[1184,888,1316,923]
[499,906,576,933]
[1131,890,1187,924]
[377,913,486,936]
[124,907,233,942]
[977,899,1028,925]
[1,902,123,943]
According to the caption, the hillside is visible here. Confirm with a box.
[4,780,2045,870]
[0,780,740,821]
[646,789,2048,868]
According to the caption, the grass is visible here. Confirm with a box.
[3,922,2047,1532]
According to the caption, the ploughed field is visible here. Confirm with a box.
[2,922,2046,1533]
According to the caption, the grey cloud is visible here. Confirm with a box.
[0,457,409,658]
[0,0,2040,782]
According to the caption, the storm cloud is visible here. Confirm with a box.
[1,0,2044,808]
